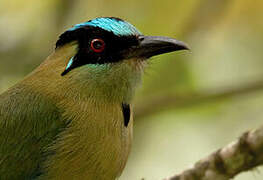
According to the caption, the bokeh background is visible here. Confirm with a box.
[1,0,263,179]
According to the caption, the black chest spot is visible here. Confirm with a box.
[121,103,130,127]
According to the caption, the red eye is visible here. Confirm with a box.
[90,39,105,53]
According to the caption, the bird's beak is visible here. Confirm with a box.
[130,35,190,59]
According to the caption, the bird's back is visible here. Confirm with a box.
[0,83,67,179]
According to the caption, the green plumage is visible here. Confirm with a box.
[0,44,142,179]
[0,84,66,179]
[0,17,188,180]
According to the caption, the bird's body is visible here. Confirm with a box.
[0,17,188,179]
[0,43,143,179]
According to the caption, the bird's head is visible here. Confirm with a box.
[33,17,189,103]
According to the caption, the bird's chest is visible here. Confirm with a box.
[44,101,133,180]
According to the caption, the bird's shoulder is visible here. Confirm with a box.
[0,83,68,179]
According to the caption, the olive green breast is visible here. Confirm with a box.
[41,99,133,180]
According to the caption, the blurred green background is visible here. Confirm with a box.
[1,0,263,179]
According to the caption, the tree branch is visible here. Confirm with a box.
[163,126,263,180]
[135,80,263,119]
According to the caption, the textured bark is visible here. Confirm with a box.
[164,126,263,180]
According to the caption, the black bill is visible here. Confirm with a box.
[130,35,190,58]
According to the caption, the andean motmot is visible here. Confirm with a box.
[0,17,189,180]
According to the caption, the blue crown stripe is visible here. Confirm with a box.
[68,18,141,36]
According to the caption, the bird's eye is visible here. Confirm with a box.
[90,39,105,53]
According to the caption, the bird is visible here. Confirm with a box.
[0,17,189,180]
